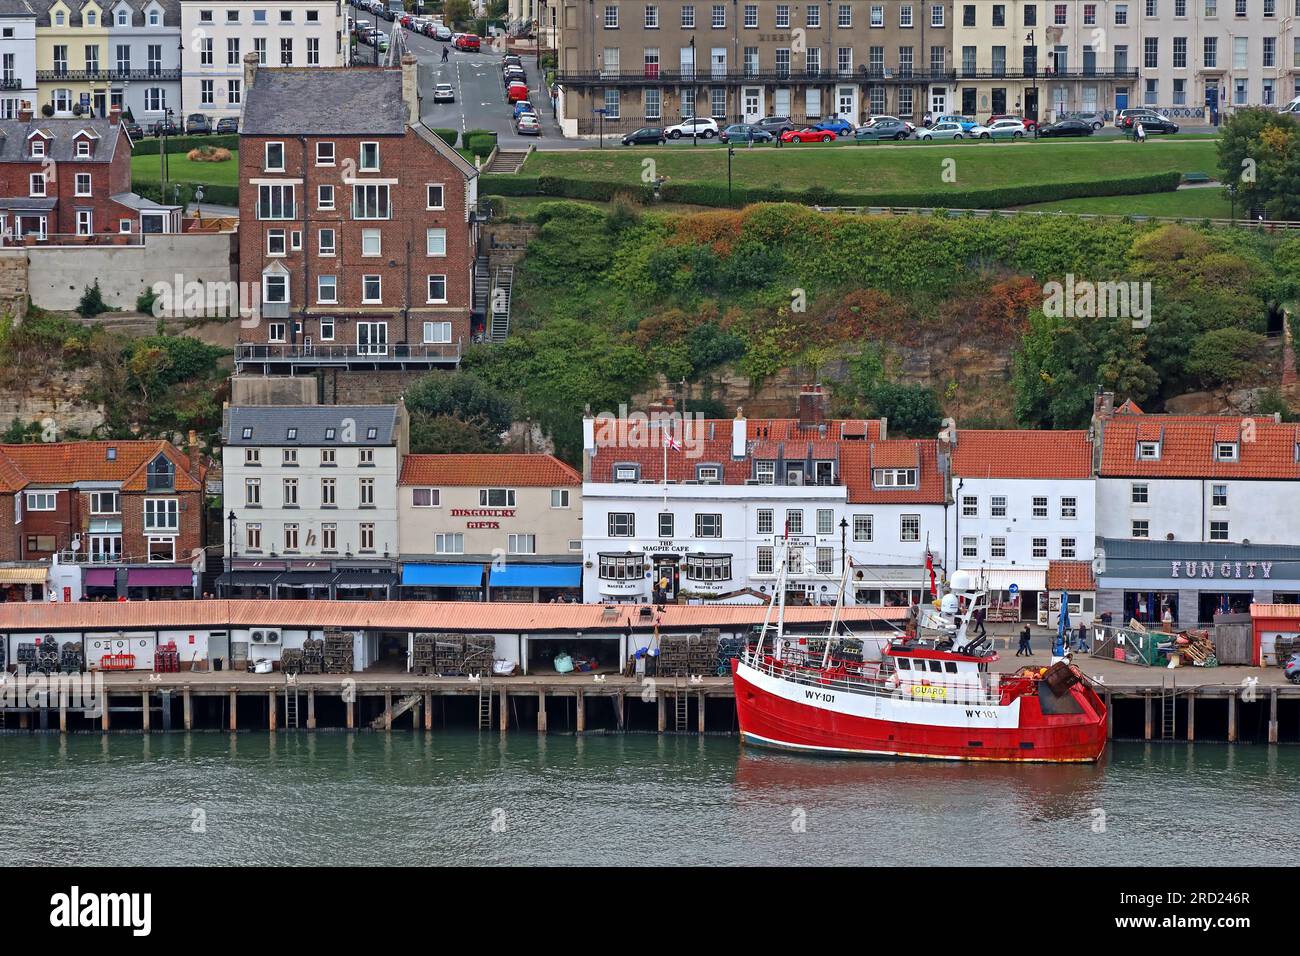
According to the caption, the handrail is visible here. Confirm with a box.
[812,205,1300,231]
[235,342,462,362]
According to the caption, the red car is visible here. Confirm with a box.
[506,82,529,102]
[987,113,1038,131]
[454,33,480,51]
[781,126,835,143]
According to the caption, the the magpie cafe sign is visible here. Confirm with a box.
[1170,560,1272,579]
[451,508,515,530]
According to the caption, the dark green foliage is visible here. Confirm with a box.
[77,280,109,318]
[129,134,240,156]
[404,371,516,453]
[429,128,459,147]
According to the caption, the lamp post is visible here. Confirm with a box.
[839,517,848,573]
[194,184,205,225]
[689,36,697,147]
[225,510,236,596]
[1025,31,1038,135]
[727,144,734,206]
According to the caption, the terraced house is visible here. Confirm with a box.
[0,1,39,121]
[554,0,958,133]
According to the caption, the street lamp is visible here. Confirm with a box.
[1025,31,1038,133]
[1228,183,1238,222]
[727,145,734,206]
[195,184,205,225]
[689,36,698,147]
[226,510,237,596]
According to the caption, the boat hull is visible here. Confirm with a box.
[733,659,1107,763]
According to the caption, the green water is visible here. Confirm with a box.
[0,734,1295,866]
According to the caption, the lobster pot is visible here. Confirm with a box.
[412,634,437,675]
[323,632,355,674]
[435,634,466,676]
[657,634,715,676]
[716,636,746,674]
[16,643,38,670]
[463,635,495,674]
[35,639,60,675]
[301,638,324,674]
[59,642,84,674]
[281,648,305,676]
[153,640,181,674]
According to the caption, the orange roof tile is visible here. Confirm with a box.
[0,441,202,493]
[950,430,1093,480]
[1046,560,1097,592]
[841,441,947,504]
[0,599,908,633]
[400,454,580,487]
[1100,416,1300,479]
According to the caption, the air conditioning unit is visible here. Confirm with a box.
[263,630,281,644]
[251,630,265,643]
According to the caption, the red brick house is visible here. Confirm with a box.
[0,104,180,243]
[0,438,207,602]
[235,54,483,377]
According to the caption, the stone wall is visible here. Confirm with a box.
[0,250,28,322]
[24,232,238,312]
[0,367,105,436]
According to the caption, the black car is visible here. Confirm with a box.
[1038,118,1094,137]
[185,113,212,134]
[755,115,794,135]
[147,120,181,136]
[122,122,144,140]
[622,126,666,146]
[1131,116,1180,134]
[215,117,239,134]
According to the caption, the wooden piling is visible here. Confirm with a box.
[618,690,626,731]
[1228,692,1238,743]
[1186,689,1195,741]
[183,689,193,731]
[307,689,317,730]
[19,711,28,730]
[657,689,666,733]
[499,687,509,734]
[1269,690,1279,744]
[422,691,432,731]
[345,696,354,730]
[1143,693,1152,741]
[537,690,547,733]
[228,690,237,731]
[1105,690,1113,739]
[576,690,585,734]
[101,693,110,732]
[58,688,68,734]
[384,690,393,731]
[141,692,151,732]
[698,692,706,734]
[268,691,277,731]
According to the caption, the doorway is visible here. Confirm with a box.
[653,558,679,602]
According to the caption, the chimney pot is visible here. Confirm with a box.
[17,100,33,123]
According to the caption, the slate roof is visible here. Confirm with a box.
[400,454,581,487]
[0,117,123,163]
[950,429,1094,480]
[1099,415,1300,479]
[241,68,410,137]
[224,406,400,446]
[0,0,39,18]
[0,441,202,493]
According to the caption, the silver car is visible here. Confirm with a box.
[917,120,966,141]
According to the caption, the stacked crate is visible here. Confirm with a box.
[153,641,180,674]
[15,643,37,671]
[281,648,305,676]
[435,635,465,676]
[323,629,355,674]
[656,633,718,677]
[35,640,59,675]
[301,638,324,674]
[412,634,437,675]
[463,635,495,675]
[59,642,84,673]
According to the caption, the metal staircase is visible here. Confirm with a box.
[489,265,514,343]
[472,256,490,321]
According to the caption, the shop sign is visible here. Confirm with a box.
[1170,560,1272,580]
[640,542,690,553]
[451,508,515,530]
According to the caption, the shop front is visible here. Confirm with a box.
[332,569,397,601]
[486,562,582,603]
[399,562,487,601]
[0,566,49,602]
[125,567,195,600]
[1096,538,1300,629]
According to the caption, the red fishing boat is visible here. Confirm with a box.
[732,549,1107,763]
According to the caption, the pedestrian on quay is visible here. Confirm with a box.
[1016,625,1032,657]
[972,605,987,639]
[1076,620,1088,652]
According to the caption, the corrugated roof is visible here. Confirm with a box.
[224,406,398,446]
[1250,604,1300,618]
[0,599,907,633]
[1100,415,1300,479]
[950,430,1093,479]
[400,454,580,487]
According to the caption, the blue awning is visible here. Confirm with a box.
[488,563,582,589]
[401,563,485,587]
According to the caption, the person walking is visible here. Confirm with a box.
[1076,620,1088,652]
[1136,121,1146,143]
[972,605,987,639]
[746,126,754,148]
[1016,625,1032,657]
[441,46,449,63]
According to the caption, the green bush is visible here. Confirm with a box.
[465,131,498,158]
[429,128,459,148]
[130,133,240,156]
[77,280,109,318]
[132,181,239,207]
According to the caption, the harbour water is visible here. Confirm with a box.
[1,734,1296,866]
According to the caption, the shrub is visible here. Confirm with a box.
[1186,327,1266,385]
[186,145,232,162]
[430,128,459,147]
[77,280,109,318]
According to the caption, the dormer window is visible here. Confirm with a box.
[874,468,918,488]
[149,9,159,24]
[76,140,90,158]
[697,465,721,483]
[614,465,640,483]
[754,460,775,484]
[31,140,44,158]
[117,10,127,25]
[87,11,96,25]
[1136,441,1161,460]
[55,12,65,25]
[1215,441,1238,462]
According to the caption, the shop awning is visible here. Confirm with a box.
[334,571,397,589]
[84,569,118,587]
[401,563,484,587]
[0,567,48,584]
[275,571,336,588]
[488,563,582,589]
[215,571,279,587]
[126,568,192,588]
[969,569,1048,592]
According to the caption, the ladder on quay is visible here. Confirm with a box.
[477,678,493,731]
[284,686,300,729]
[1160,674,1177,740]
[674,677,689,734]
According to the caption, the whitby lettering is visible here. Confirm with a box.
[1170,560,1272,579]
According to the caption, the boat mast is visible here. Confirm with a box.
[821,556,851,668]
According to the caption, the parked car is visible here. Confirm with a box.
[1116,108,1166,129]
[1037,118,1096,137]
[854,118,910,141]
[185,113,212,134]
[122,121,144,140]
[969,118,1026,139]
[780,126,835,143]
[454,33,480,51]
[506,81,530,102]
[755,115,795,135]
[433,83,455,103]
[935,113,978,131]
[1062,110,1107,130]
[1281,96,1300,116]
[987,113,1037,131]
[917,120,965,141]
[621,126,667,145]
[432,23,451,39]
[512,100,535,119]
[352,18,371,33]
[814,116,854,137]
[1286,651,1300,684]
[664,117,719,139]
[147,120,181,136]
[503,68,527,86]
[516,114,541,136]
[868,114,916,133]
[503,55,523,68]
[1132,115,1180,134]
[215,117,239,134]
[719,123,773,143]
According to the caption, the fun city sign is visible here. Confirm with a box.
[1169,560,1272,580]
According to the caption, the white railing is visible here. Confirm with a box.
[813,205,1300,231]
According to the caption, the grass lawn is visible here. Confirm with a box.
[490,194,718,219]
[1015,187,1235,219]
[520,137,1219,195]
[132,150,240,187]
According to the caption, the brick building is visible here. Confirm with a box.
[0,438,207,602]
[234,54,484,380]
[0,104,178,241]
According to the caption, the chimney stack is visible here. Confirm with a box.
[243,52,259,101]
[17,100,33,123]
[401,53,420,126]
[732,407,747,459]
[186,429,202,476]
[797,384,826,429]
[108,103,121,125]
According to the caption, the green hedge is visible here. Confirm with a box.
[465,131,498,158]
[130,133,240,156]
[429,128,460,148]
[477,170,1183,210]
[133,181,240,208]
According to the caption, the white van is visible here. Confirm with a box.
[1281,97,1300,115]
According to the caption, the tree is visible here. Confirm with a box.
[1185,328,1266,386]
[404,370,515,452]
[1216,108,1300,221]
[77,280,109,318]
[869,383,944,438]
[444,0,472,25]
